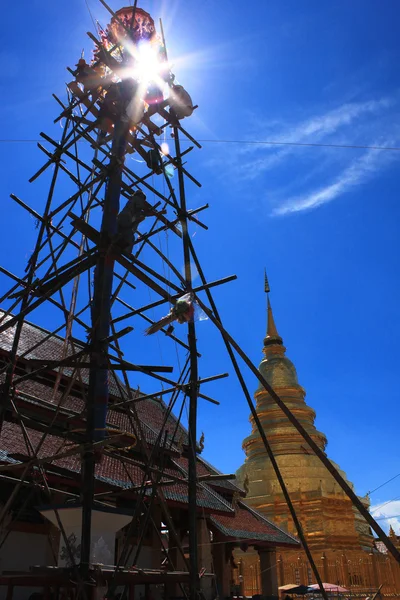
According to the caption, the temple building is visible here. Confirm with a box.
[235,292,400,596]
[0,312,300,600]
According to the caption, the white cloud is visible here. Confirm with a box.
[273,143,397,215]
[234,97,393,181]
[371,500,400,534]
[213,92,400,215]
[272,98,392,143]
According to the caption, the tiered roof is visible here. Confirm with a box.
[0,311,299,547]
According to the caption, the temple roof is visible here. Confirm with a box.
[0,311,123,398]
[0,310,298,547]
[210,501,298,546]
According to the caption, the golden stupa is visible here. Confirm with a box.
[233,290,399,594]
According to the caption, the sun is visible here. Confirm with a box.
[133,42,161,83]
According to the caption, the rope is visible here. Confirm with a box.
[84,0,97,33]
[2,138,400,152]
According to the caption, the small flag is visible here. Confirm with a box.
[264,269,270,293]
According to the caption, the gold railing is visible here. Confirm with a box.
[235,552,400,599]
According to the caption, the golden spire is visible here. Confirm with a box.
[264,270,283,347]
[264,268,270,294]
[389,525,396,538]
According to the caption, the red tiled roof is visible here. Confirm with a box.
[173,455,244,495]
[12,378,179,454]
[0,313,68,363]
[0,311,185,454]
[15,378,85,413]
[210,501,299,546]
[135,397,181,437]
[0,312,299,545]
[106,406,180,453]
[0,311,122,398]
[0,421,233,513]
[0,421,143,487]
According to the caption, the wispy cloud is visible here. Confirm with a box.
[271,98,391,143]
[218,94,400,216]
[273,143,396,215]
[237,97,393,179]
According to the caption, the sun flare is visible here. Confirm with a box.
[129,42,159,82]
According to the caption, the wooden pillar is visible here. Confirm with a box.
[149,505,162,600]
[238,559,244,596]
[258,548,278,600]
[256,560,261,595]
[166,516,187,599]
[277,554,284,587]
[150,505,162,566]
[6,583,13,600]
[144,583,150,600]
[197,516,214,600]
[129,584,135,600]
[212,538,232,599]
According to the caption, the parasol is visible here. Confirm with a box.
[279,584,313,595]
[308,583,349,593]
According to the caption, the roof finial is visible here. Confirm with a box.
[264,268,270,294]
[263,269,283,346]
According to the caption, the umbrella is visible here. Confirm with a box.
[279,584,313,595]
[308,584,349,593]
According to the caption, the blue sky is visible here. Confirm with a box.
[2,0,400,533]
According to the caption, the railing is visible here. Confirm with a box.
[235,552,400,599]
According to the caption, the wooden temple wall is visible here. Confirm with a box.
[235,552,400,599]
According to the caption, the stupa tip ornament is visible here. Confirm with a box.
[258,273,299,390]
[264,295,283,347]
[263,270,282,347]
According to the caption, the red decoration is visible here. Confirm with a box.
[108,7,156,46]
